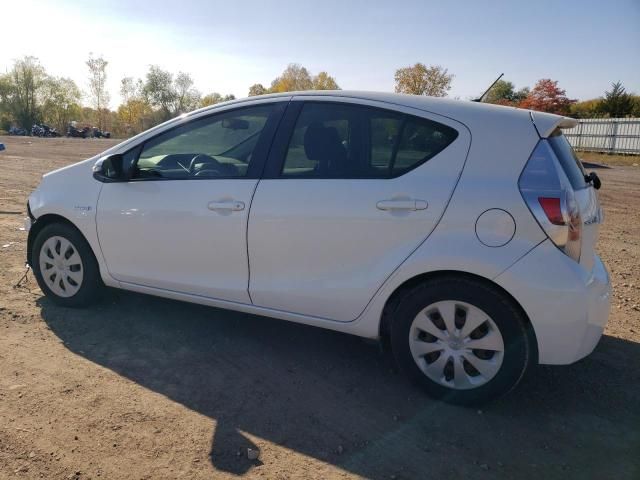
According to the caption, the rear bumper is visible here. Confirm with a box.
[495,240,611,365]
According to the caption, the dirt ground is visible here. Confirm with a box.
[0,136,638,480]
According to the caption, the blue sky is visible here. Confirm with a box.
[4,0,639,107]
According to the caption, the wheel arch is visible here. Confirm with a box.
[379,270,538,361]
[27,214,91,267]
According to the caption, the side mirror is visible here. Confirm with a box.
[93,154,126,183]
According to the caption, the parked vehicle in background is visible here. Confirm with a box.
[92,127,111,139]
[67,123,91,139]
[31,123,60,137]
[8,126,28,136]
[25,91,611,405]
[65,123,110,139]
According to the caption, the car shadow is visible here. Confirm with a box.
[38,290,640,479]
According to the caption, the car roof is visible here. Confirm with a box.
[195,90,571,138]
[108,90,573,158]
[200,89,515,118]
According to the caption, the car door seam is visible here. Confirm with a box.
[245,179,260,304]
[349,124,474,323]
[93,182,119,283]
[247,98,293,303]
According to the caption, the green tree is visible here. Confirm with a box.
[484,80,515,104]
[3,56,48,128]
[120,77,142,105]
[142,66,176,121]
[173,72,201,114]
[513,87,530,103]
[632,95,640,117]
[41,77,82,132]
[86,55,110,129]
[599,81,634,118]
[248,83,267,96]
[394,63,453,97]
[312,71,340,90]
[0,74,13,130]
[483,80,529,105]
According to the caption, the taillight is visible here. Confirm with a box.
[538,197,563,225]
[519,141,582,262]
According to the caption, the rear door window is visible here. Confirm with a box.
[280,102,458,179]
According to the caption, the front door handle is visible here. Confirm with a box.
[208,200,245,212]
[376,199,428,211]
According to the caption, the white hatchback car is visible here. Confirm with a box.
[26,91,611,404]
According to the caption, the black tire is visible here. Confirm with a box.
[32,223,103,307]
[390,275,535,406]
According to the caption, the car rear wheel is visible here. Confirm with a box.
[32,223,102,307]
[390,276,534,405]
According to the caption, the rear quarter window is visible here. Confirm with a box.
[392,117,458,176]
[548,129,587,190]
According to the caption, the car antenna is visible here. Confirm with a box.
[472,73,504,102]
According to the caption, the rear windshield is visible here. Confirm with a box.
[548,129,587,189]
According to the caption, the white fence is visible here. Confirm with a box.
[564,118,640,155]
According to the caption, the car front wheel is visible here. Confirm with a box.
[390,276,535,405]
[32,223,102,307]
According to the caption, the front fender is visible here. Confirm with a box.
[27,159,116,287]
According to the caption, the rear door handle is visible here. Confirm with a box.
[376,199,428,211]
[208,200,245,211]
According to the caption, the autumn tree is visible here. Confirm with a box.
[119,77,142,124]
[256,64,341,94]
[312,71,340,90]
[86,55,110,129]
[118,76,151,135]
[518,79,575,115]
[599,81,634,118]
[570,98,602,119]
[270,63,314,93]
[200,93,235,107]
[248,83,267,96]
[394,63,453,97]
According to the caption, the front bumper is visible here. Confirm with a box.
[495,240,611,365]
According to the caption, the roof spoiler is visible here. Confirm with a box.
[530,111,578,138]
